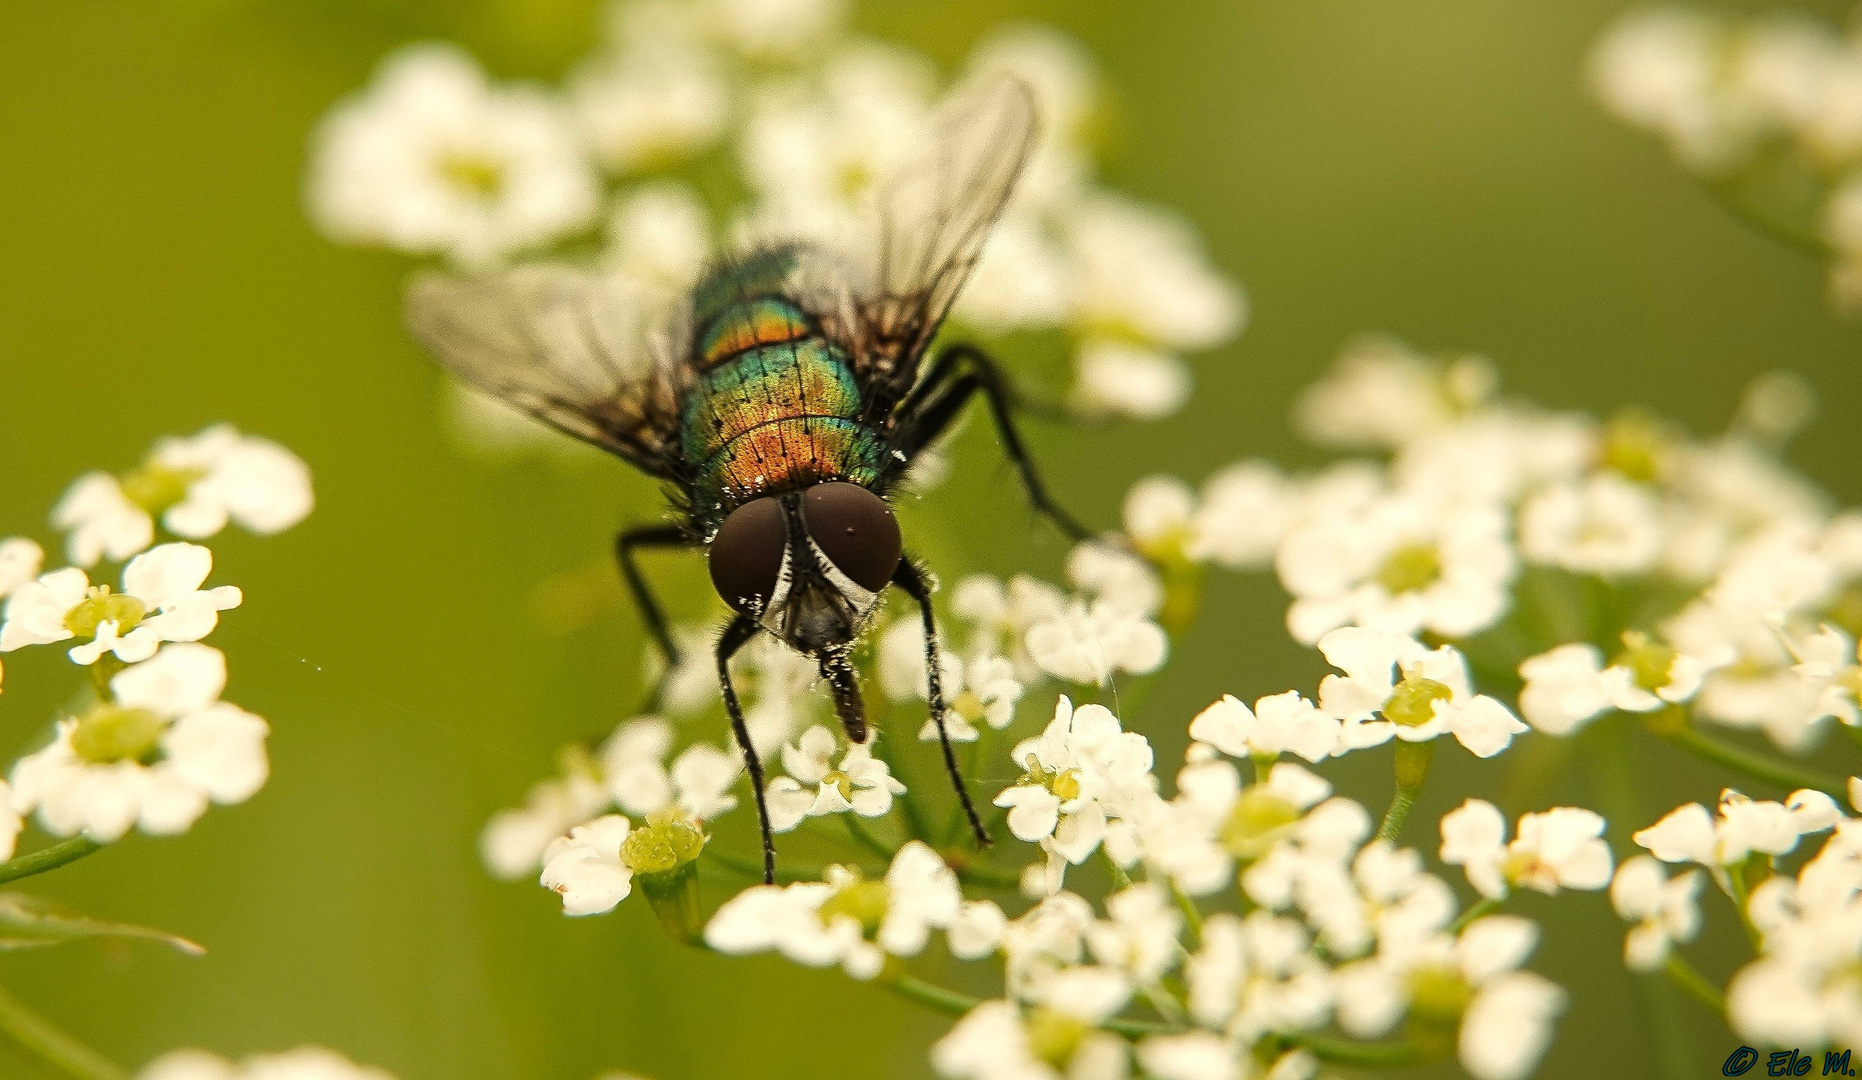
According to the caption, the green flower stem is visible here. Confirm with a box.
[1448,895,1504,935]
[704,849,833,885]
[951,859,1023,891]
[842,813,900,862]
[1663,953,1726,1017]
[1289,1032,1425,1068]
[870,733,934,843]
[1169,880,1203,951]
[0,839,104,887]
[1655,722,1845,800]
[1724,863,1764,951]
[1100,849,1133,891]
[0,982,126,1080]
[884,972,1177,1039]
[1698,175,1830,259]
[1377,741,1435,843]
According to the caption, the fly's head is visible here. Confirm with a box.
[707,482,902,656]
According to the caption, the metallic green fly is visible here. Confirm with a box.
[405,76,1095,882]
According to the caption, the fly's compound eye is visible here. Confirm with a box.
[803,482,902,594]
[709,497,788,615]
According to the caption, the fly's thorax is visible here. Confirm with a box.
[707,482,902,655]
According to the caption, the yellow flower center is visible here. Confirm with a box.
[118,463,204,515]
[816,877,889,935]
[1024,1008,1089,1070]
[438,151,507,198]
[1601,408,1670,483]
[1615,631,1678,693]
[1384,671,1454,728]
[63,586,147,639]
[620,810,706,875]
[1220,787,1302,860]
[1376,542,1442,595]
[71,704,166,765]
[1407,964,1474,1026]
[952,689,986,723]
[1019,762,1082,802]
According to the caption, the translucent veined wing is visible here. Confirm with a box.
[816,75,1038,405]
[404,265,692,478]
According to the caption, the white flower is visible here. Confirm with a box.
[1277,491,1516,645]
[1180,910,1333,1044]
[1086,883,1182,985]
[996,697,1154,874]
[539,815,634,916]
[1066,193,1243,353]
[596,717,741,821]
[705,841,959,980]
[1333,915,1563,1080]
[739,43,936,230]
[1609,855,1703,971]
[1589,8,1740,169]
[1519,473,1663,575]
[0,539,44,600]
[1459,966,1567,1080]
[1025,599,1166,685]
[1185,461,1301,570]
[480,770,609,880]
[139,1046,397,1080]
[146,425,314,540]
[931,998,1127,1080]
[1293,338,1495,449]
[1316,627,1527,758]
[1065,542,1163,620]
[1070,340,1190,421]
[0,780,18,862]
[307,43,600,267]
[1,543,242,665]
[11,644,267,841]
[947,900,1008,961]
[1136,1032,1238,1080]
[1788,624,1862,728]
[1188,691,1340,764]
[1633,788,1840,868]
[763,726,904,833]
[1438,800,1612,899]
[1725,827,1862,1048]
[603,180,713,290]
[52,474,153,568]
[569,48,728,175]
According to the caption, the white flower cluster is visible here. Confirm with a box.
[140,1046,395,1080]
[696,703,1570,1080]
[1605,779,1862,1051]
[0,430,310,848]
[1590,7,1862,308]
[305,1,1243,429]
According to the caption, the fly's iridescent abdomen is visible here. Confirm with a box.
[680,262,887,520]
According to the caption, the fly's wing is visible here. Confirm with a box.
[813,75,1038,406]
[405,265,691,478]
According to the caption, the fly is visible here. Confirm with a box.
[405,76,1096,883]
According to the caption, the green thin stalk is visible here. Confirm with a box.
[1663,953,1726,1017]
[1377,741,1435,843]
[1100,848,1133,891]
[842,812,900,862]
[704,848,834,885]
[0,982,126,1080]
[1448,895,1504,934]
[1289,1032,1426,1068]
[1169,880,1203,951]
[1657,723,1844,800]
[1724,864,1764,951]
[0,839,104,887]
[884,973,1177,1039]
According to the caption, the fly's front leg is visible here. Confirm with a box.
[892,344,1096,543]
[615,524,694,706]
[716,615,777,884]
[893,558,990,849]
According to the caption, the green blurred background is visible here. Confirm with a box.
[1,1,1858,1077]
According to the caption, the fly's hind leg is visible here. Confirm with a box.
[891,343,1096,544]
[893,557,990,849]
[615,524,695,710]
